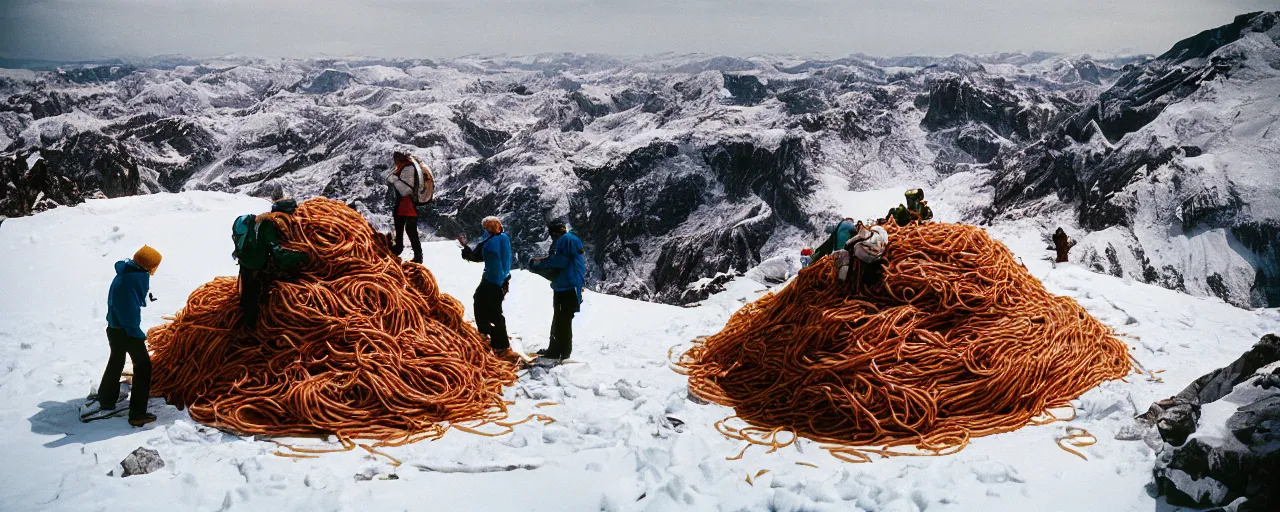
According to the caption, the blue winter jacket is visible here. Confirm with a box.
[478,232,512,286]
[106,259,151,339]
[531,232,585,297]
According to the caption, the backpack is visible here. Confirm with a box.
[407,155,435,206]
[231,214,258,260]
[809,219,852,263]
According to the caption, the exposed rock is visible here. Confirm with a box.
[120,447,165,477]
[721,74,769,106]
[2,91,77,120]
[776,88,826,115]
[300,69,353,94]
[452,117,511,158]
[58,65,136,84]
[0,133,141,217]
[1147,334,1280,510]
[954,124,1004,163]
[569,91,611,118]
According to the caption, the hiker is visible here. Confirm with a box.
[457,216,513,355]
[233,198,308,328]
[1052,227,1076,263]
[529,220,586,361]
[93,245,162,427]
[386,151,433,263]
[810,218,858,263]
[887,188,934,226]
[841,220,889,286]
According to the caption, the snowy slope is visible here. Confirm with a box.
[1,192,1276,511]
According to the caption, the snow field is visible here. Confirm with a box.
[0,191,1277,511]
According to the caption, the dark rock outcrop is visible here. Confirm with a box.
[921,75,1060,141]
[776,88,827,115]
[300,69,354,94]
[452,117,511,158]
[1141,334,1280,511]
[1,134,141,217]
[721,74,769,106]
[116,116,220,190]
[58,65,136,84]
[2,91,77,120]
[1063,12,1277,145]
[702,137,813,228]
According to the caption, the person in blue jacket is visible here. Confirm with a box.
[808,217,858,264]
[458,216,512,353]
[529,220,585,360]
[94,245,162,427]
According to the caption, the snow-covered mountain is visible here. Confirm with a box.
[986,11,1280,308]
[2,13,1276,308]
[2,190,1277,511]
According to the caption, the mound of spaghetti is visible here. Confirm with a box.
[148,198,518,443]
[678,222,1133,458]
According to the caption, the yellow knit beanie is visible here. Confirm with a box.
[133,245,162,275]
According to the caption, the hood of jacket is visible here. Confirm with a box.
[115,259,148,275]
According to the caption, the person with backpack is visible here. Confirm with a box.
[840,220,889,287]
[232,198,308,329]
[386,151,434,264]
[87,245,162,427]
[887,188,934,227]
[809,218,857,264]
[1052,227,1076,263]
[529,220,586,361]
[457,216,513,356]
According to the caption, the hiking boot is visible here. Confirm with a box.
[411,256,423,264]
[128,413,157,427]
[535,348,559,359]
[493,348,523,364]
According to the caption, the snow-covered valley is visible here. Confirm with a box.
[1,191,1276,511]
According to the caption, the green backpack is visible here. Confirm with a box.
[231,214,260,260]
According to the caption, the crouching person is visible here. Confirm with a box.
[458,216,513,356]
[529,220,586,361]
[92,245,162,427]
[233,198,308,329]
[837,221,889,288]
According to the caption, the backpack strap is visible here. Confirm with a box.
[411,161,420,197]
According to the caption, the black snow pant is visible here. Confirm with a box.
[97,328,152,419]
[546,290,580,359]
[239,267,266,328]
[473,281,510,351]
[393,216,423,263]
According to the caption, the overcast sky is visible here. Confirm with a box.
[1,0,1275,61]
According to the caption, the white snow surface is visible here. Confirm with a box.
[1,191,1278,511]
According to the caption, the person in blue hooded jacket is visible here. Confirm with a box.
[529,220,585,360]
[458,216,513,354]
[92,245,162,427]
